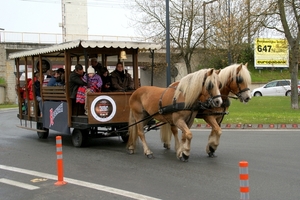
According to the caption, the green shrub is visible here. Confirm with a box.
[0,77,6,86]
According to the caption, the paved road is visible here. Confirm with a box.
[0,109,300,200]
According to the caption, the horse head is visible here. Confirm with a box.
[174,68,222,109]
[200,68,223,108]
[219,63,252,103]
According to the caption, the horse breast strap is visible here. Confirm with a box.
[158,85,185,114]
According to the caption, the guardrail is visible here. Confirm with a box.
[0,31,149,44]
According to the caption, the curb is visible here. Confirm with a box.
[191,123,300,129]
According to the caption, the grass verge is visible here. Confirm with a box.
[0,104,18,109]
[195,96,300,124]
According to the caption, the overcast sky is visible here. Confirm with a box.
[0,0,137,37]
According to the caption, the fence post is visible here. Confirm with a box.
[239,161,249,200]
[54,136,67,186]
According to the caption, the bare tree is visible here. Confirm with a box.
[130,0,210,73]
[258,0,299,109]
[208,0,267,64]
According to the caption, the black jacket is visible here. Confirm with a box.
[69,70,87,99]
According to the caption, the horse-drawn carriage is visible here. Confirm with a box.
[10,39,252,162]
[9,40,160,147]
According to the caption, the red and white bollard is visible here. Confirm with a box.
[239,161,249,200]
[54,136,67,186]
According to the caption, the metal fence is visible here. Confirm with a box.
[0,31,149,44]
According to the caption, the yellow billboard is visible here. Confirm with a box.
[254,38,289,68]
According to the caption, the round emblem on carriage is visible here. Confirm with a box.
[91,95,116,122]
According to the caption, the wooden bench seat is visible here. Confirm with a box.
[42,86,67,101]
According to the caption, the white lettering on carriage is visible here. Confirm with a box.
[100,106,108,112]
[49,103,63,127]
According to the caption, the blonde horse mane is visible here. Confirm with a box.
[218,63,251,88]
[174,68,214,108]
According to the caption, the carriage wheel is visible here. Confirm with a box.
[112,125,129,143]
[36,122,49,139]
[72,128,89,147]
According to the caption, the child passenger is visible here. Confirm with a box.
[82,66,102,115]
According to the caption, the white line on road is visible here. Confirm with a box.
[0,164,161,200]
[0,178,39,190]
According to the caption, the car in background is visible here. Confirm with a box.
[251,79,300,97]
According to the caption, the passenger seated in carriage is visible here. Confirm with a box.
[110,62,134,92]
[100,67,113,92]
[33,72,42,116]
[90,57,103,76]
[76,66,102,115]
[69,64,87,102]
[47,68,65,86]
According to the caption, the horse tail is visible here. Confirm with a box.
[127,109,138,150]
[160,123,173,149]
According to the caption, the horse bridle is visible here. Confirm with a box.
[201,73,222,108]
[229,75,250,99]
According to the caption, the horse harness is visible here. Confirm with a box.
[229,75,250,99]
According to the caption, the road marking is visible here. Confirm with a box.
[0,178,39,190]
[0,164,161,200]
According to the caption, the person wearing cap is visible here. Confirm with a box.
[82,66,103,115]
[110,62,134,92]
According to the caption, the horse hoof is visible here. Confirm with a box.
[208,152,217,158]
[179,153,189,162]
[127,149,134,155]
[163,143,170,149]
[209,146,215,153]
[147,154,154,159]
[208,146,217,157]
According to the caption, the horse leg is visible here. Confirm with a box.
[160,123,172,149]
[127,110,138,154]
[205,118,222,157]
[176,120,192,162]
[136,122,154,158]
[171,125,180,152]
[160,123,180,151]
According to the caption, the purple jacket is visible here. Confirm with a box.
[83,74,103,90]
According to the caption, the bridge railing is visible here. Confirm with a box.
[0,31,149,44]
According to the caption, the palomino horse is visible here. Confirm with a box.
[127,68,223,162]
[161,63,252,157]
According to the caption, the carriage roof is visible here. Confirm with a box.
[9,39,161,59]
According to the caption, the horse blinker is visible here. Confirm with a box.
[206,81,214,91]
[236,76,243,84]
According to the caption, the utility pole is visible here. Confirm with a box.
[203,0,217,49]
[166,0,171,86]
[247,0,251,44]
[227,0,232,65]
